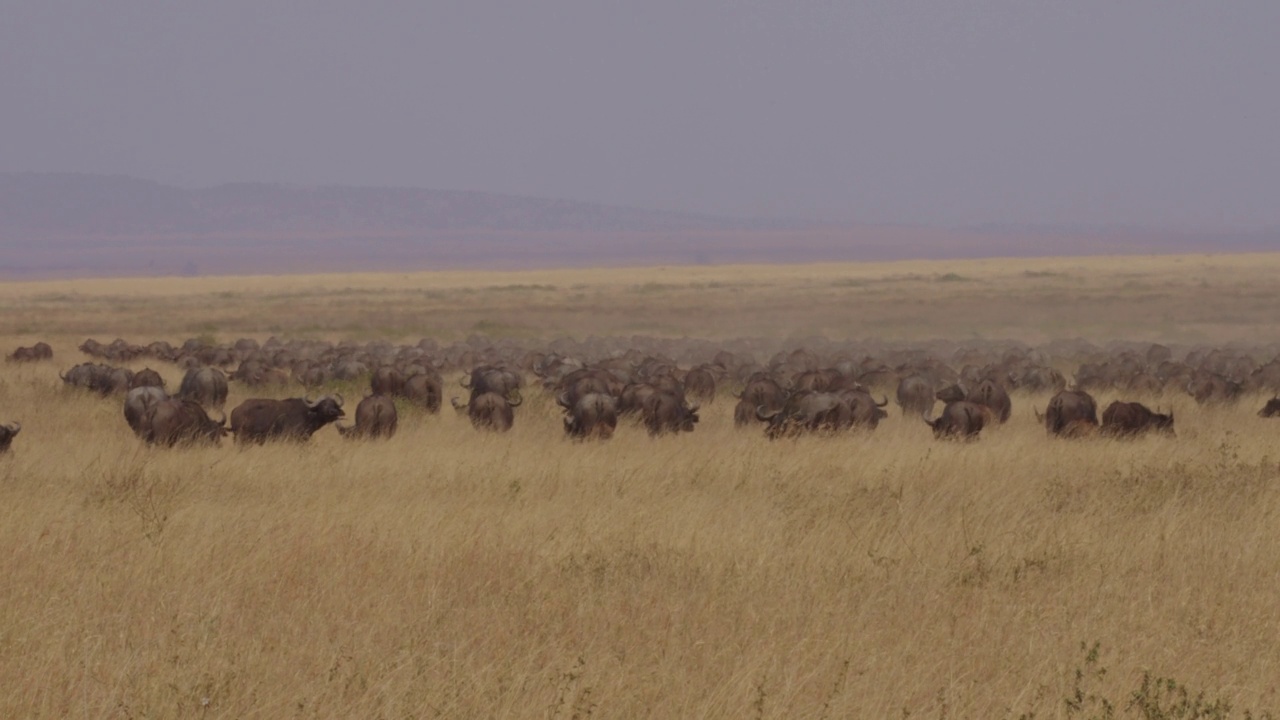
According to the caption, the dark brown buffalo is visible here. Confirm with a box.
[293,364,329,389]
[371,367,406,397]
[557,372,617,412]
[1187,373,1243,405]
[229,395,345,444]
[145,399,228,447]
[8,342,52,362]
[124,386,168,438]
[1100,401,1174,438]
[451,390,521,432]
[896,375,936,418]
[1014,365,1066,394]
[0,422,20,453]
[1259,396,1280,418]
[1040,390,1099,437]
[924,401,991,440]
[683,366,717,403]
[564,393,619,440]
[178,367,229,410]
[403,372,443,413]
[733,398,756,427]
[756,391,853,439]
[642,391,699,436]
[936,380,1011,423]
[130,367,166,390]
[1124,373,1163,395]
[61,363,134,396]
[836,388,890,429]
[463,365,524,401]
[618,383,659,416]
[738,375,786,415]
[337,395,399,440]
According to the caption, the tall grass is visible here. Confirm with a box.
[0,255,1278,717]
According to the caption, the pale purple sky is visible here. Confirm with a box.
[2,1,1277,229]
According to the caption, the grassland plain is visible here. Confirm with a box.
[1,253,1279,718]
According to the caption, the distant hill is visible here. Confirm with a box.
[0,173,1275,278]
[0,172,799,238]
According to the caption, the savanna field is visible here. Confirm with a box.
[3,254,1280,718]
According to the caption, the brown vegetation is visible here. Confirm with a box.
[1,254,1279,717]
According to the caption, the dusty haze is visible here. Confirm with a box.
[4,2,1279,227]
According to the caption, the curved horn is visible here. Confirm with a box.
[460,375,472,388]
[506,389,523,407]
[303,393,318,406]
[876,395,889,407]
[450,397,466,411]
[922,412,936,428]
[755,405,779,421]
[333,393,344,408]
[556,391,571,408]
[3,421,19,435]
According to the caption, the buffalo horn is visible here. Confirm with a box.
[875,395,889,407]
[506,389,523,407]
[450,397,466,411]
[556,391,571,409]
[3,421,19,435]
[333,393,344,408]
[303,393,318,407]
[755,405,779,421]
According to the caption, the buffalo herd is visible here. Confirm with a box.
[1,335,1280,456]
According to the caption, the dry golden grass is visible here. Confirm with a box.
[2,253,1280,718]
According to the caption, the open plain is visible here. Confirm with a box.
[2,253,1280,718]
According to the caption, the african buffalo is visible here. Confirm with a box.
[924,401,991,440]
[7,342,52,362]
[403,372,443,413]
[756,391,853,439]
[683,366,717,403]
[936,379,1011,423]
[738,375,786,416]
[563,392,619,440]
[130,367,165,390]
[1259,397,1280,418]
[0,422,20,454]
[229,395,345,444]
[146,399,228,447]
[556,371,618,411]
[1187,373,1243,405]
[1100,401,1174,438]
[451,390,521,432]
[371,367,405,397]
[896,375,936,418]
[463,365,524,401]
[124,386,168,438]
[1040,390,1099,437]
[61,363,133,396]
[177,367,229,410]
[618,383,659,416]
[642,391,699,436]
[837,388,890,429]
[337,395,399,440]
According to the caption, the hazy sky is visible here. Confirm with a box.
[2,1,1277,228]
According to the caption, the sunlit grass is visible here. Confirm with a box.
[1,253,1279,717]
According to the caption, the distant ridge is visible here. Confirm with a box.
[0,173,1275,279]
[0,172,798,238]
